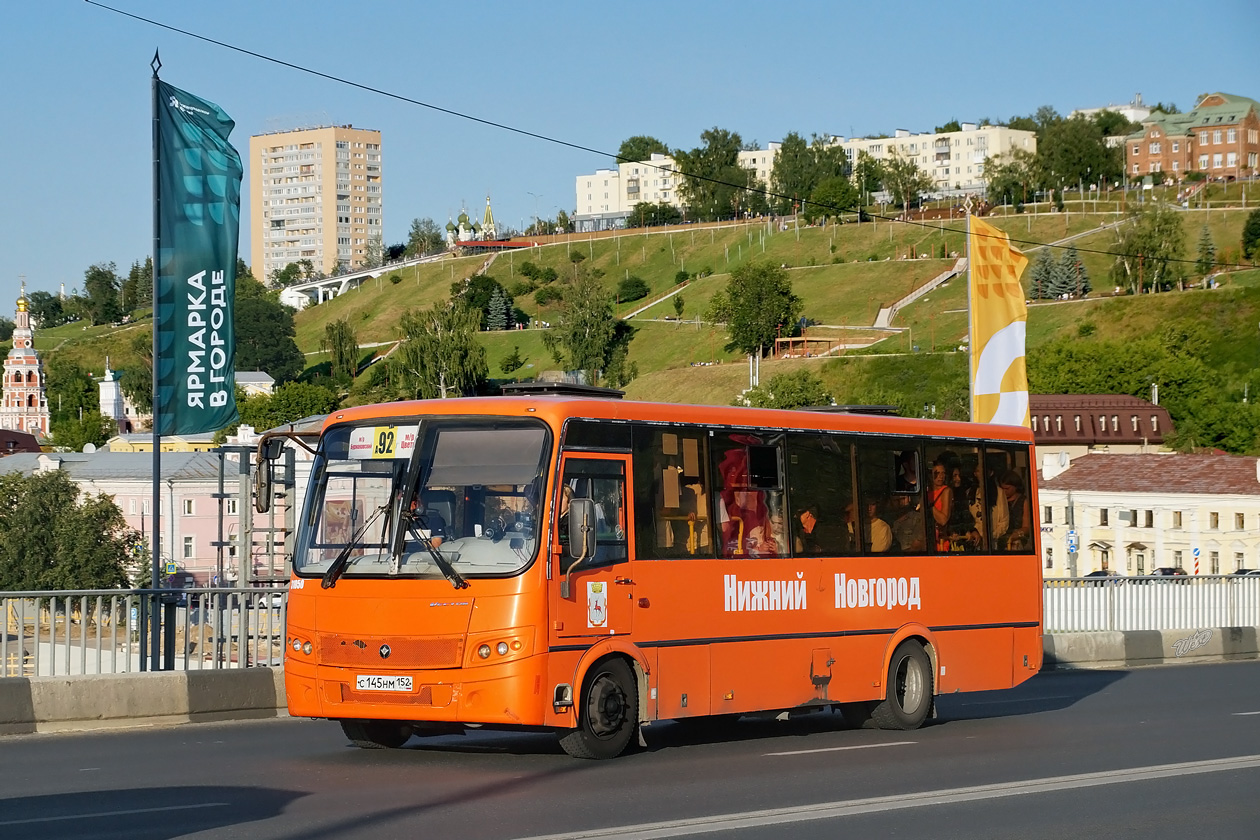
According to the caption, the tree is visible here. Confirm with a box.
[880,150,935,209]
[617,276,649,302]
[83,262,122,325]
[453,274,514,329]
[268,262,302,288]
[983,149,1036,210]
[706,262,802,357]
[1094,109,1140,138]
[853,151,883,203]
[235,274,305,382]
[406,217,444,257]
[486,288,510,330]
[242,381,339,431]
[363,234,384,269]
[26,291,66,328]
[739,370,832,410]
[124,258,152,312]
[1242,209,1260,260]
[1110,204,1187,293]
[51,410,113,452]
[769,131,812,215]
[804,176,859,224]
[1196,226,1217,278]
[1036,115,1121,193]
[321,318,359,381]
[675,127,751,221]
[499,346,523,375]
[0,470,134,590]
[1034,105,1063,136]
[119,331,154,415]
[935,119,962,134]
[0,318,13,342]
[617,135,670,163]
[45,358,98,426]
[1150,102,1180,115]
[673,295,685,319]
[1027,250,1055,299]
[1058,245,1090,297]
[393,303,488,399]
[630,201,682,227]
[540,270,636,387]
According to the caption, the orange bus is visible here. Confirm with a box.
[274,393,1042,759]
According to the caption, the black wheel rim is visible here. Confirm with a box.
[586,671,629,739]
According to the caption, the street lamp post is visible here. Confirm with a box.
[527,191,543,236]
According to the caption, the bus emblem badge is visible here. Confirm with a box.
[379,644,391,659]
[587,581,608,628]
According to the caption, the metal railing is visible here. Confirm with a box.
[1044,575,1260,633]
[1,587,286,677]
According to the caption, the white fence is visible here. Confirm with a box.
[2,587,287,677]
[1044,575,1260,633]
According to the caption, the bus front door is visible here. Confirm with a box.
[550,454,634,640]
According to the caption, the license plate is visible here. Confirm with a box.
[355,674,413,692]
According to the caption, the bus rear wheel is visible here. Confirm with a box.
[870,641,933,731]
[341,719,414,749]
[559,658,638,759]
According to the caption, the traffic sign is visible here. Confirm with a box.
[164,561,177,575]
[1066,529,1078,553]
[1193,547,1201,558]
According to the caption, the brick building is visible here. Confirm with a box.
[1125,92,1260,182]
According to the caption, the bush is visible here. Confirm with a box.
[675,270,690,285]
[388,274,402,285]
[617,276,650,302]
[534,286,564,306]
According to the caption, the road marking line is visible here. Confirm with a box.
[514,754,1260,840]
[0,802,228,827]
[765,741,916,756]
[1232,711,1260,716]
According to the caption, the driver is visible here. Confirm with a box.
[409,496,447,548]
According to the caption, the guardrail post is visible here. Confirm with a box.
[162,593,177,670]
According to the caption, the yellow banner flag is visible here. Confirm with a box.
[969,216,1030,427]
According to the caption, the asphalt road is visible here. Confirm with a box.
[2,662,1260,839]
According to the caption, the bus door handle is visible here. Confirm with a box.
[614,577,634,585]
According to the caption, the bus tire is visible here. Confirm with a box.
[340,719,414,749]
[559,658,638,759]
[870,641,933,731]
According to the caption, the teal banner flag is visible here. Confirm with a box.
[154,80,241,435]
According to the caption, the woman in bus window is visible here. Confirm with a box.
[995,471,1032,551]
[928,459,953,552]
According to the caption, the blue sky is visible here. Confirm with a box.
[2,0,1257,305]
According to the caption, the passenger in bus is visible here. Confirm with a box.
[890,495,926,553]
[864,500,893,553]
[928,459,953,551]
[794,504,821,554]
[994,471,1032,551]
[895,450,920,492]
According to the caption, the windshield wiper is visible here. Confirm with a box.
[400,508,468,590]
[321,503,389,589]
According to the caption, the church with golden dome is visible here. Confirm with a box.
[0,286,50,437]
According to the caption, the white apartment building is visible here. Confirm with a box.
[248,125,382,279]
[1038,453,1260,578]
[834,123,1036,197]
[1070,93,1153,125]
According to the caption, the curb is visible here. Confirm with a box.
[1043,626,1260,670]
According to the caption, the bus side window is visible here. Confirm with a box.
[987,446,1033,553]
[559,459,628,567]
[859,445,926,554]
[711,431,785,558]
[632,426,713,559]
[786,433,856,556]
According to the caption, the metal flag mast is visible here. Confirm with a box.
[149,49,163,671]
[964,197,974,422]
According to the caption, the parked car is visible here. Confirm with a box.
[1151,567,1188,576]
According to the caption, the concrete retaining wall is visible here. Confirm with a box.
[0,668,285,735]
[3,628,1259,735]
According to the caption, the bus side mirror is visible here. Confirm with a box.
[262,438,285,461]
[254,460,272,514]
[561,498,597,598]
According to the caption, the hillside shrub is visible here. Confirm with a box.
[617,276,650,302]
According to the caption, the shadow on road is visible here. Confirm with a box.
[935,668,1128,722]
[0,785,302,840]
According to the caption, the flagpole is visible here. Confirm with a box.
[149,50,163,671]
[965,207,974,422]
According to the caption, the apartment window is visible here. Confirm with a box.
[1172,142,1179,152]
[1099,508,1109,526]
[1045,547,1053,570]
[1133,163,1140,174]
[1210,512,1220,529]
[1100,549,1110,569]
[1132,145,1140,156]
[1227,153,1237,167]
[1236,513,1246,530]
[1236,552,1246,572]
[1199,155,1209,169]
[1227,129,1237,143]
[1136,553,1146,575]
[1149,143,1161,154]
[1055,416,1063,432]
[1043,505,1053,524]
[183,536,194,559]
[225,499,238,516]
[1213,130,1222,144]
[1213,154,1223,169]
[228,533,239,560]
[1132,416,1139,432]
[182,499,194,515]
[1174,550,1183,567]
[1075,415,1082,432]
[1172,162,1180,172]
[129,498,137,515]
[1144,510,1153,528]
[1210,551,1220,575]
[1152,416,1159,432]
[1173,511,1182,528]
[1128,509,1137,526]
[1111,416,1119,432]
[1031,416,1038,432]
[142,499,151,515]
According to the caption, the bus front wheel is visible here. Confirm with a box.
[559,658,638,759]
[870,641,933,731]
[340,719,414,749]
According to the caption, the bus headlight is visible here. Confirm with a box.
[465,628,534,666]
[302,641,312,655]
[478,644,492,659]
[496,642,509,656]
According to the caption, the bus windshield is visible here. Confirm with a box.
[295,420,550,580]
